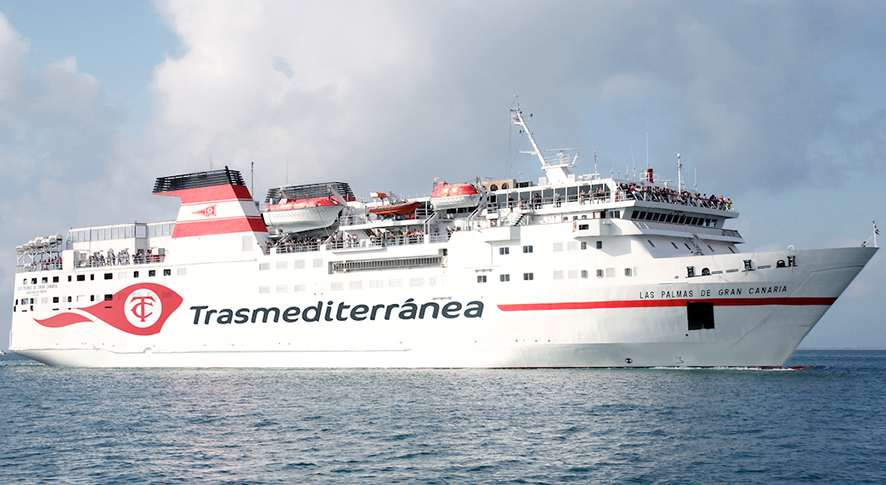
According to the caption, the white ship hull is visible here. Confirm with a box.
[11,233,874,368]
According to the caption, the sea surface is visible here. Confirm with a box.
[1,350,885,484]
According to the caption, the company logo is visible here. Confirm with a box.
[34,283,183,336]
[193,204,216,217]
[125,289,162,328]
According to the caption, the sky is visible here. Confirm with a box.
[1,0,884,350]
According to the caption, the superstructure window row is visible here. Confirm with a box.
[631,210,717,227]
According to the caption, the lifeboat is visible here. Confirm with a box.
[262,196,343,233]
[430,182,482,210]
[368,201,422,217]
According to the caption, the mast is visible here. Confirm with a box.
[510,97,577,185]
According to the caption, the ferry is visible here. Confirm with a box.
[9,101,877,368]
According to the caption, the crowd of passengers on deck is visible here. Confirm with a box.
[272,229,430,254]
[621,184,732,210]
[81,249,164,267]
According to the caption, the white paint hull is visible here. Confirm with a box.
[11,233,874,368]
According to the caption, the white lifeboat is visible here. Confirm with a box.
[262,196,342,233]
[430,182,482,210]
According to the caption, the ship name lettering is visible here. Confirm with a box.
[659,290,694,299]
[189,299,484,325]
[718,288,741,296]
[747,285,787,295]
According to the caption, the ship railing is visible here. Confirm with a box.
[323,234,427,250]
[338,214,370,226]
[620,189,734,211]
[74,254,166,268]
[489,194,610,213]
[18,261,64,272]
[275,242,321,253]
[427,233,449,244]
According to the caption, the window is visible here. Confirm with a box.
[671,242,679,250]
[500,274,510,282]
[163,269,172,276]
[596,269,604,278]
[104,273,113,280]
[477,275,487,283]
[499,247,509,255]
[707,245,715,252]
[31,278,37,285]
[68,276,72,282]
[67,296,72,303]
[133,271,139,278]
[523,273,534,281]
[596,241,603,249]
[77,275,85,282]
[90,274,95,281]
[53,276,59,283]
[42,277,48,284]
[52,297,59,303]
[148,270,156,277]
[104,294,113,301]
[523,245,533,254]
[578,224,588,230]
[581,242,587,250]
[581,270,588,279]
[625,268,633,277]
[90,295,95,302]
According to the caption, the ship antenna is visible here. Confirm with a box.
[646,131,649,174]
[677,153,683,192]
[594,151,597,180]
[631,145,636,181]
[251,161,255,199]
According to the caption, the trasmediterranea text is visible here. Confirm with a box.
[190,298,484,325]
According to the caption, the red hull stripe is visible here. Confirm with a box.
[172,216,267,238]
[497,297,837,312]
[158,185,253,204]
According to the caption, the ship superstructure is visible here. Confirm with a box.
[10,102,877,367]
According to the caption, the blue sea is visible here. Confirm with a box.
[1,350,885,484]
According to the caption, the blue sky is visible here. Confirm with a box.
[1,0,884,350]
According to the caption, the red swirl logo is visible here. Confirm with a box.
[34,283,183,336]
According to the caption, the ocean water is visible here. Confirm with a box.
[1,350,885,484]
